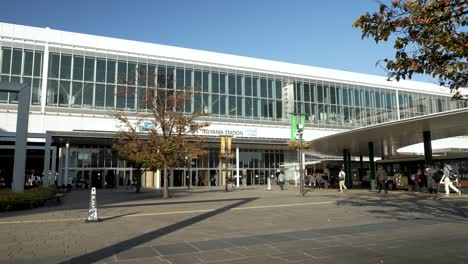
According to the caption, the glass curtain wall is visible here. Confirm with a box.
[0,44,44,104]
[1,44,464,129]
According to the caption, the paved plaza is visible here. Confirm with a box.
[1,186,468,264]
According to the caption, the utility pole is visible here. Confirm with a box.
[296,121,305,196]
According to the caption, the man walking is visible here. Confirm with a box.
[278,171,285,190]
[376,165,388,194]
[339,166,347,192]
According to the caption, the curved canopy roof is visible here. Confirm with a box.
[308,108,468,158]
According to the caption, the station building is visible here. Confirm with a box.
[0,23,466,189]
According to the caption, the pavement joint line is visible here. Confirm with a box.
[0,200,335,225]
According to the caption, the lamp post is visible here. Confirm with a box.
[296,122,305,196]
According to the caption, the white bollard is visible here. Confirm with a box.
[267,176,272,191]
[86,187,100,223]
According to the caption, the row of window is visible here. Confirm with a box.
[0,45,464,128]
[48,53,283,98]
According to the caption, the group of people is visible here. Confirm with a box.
[339,163,462,198]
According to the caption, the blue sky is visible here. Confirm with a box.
[1,0,435,83]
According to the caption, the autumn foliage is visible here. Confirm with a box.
[353,0,467,93]
[113,85,209,197]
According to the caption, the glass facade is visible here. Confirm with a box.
[0,43,466,129]
[0,45,43,104]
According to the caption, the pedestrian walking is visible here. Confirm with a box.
[425,166,439,199]
[376,165,388,194]
[440,163,462,197]
[278,171,285,190]
[339,166,347,192]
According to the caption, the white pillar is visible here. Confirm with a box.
[42,135,51,186]
[267,176,271,191]
[51,147,57,185]
[64,143,70,185]
[57,147,63,186]
[236,146,240,188]
[155,170,161,189]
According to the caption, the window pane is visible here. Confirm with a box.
[107,60,116,83]
[60,54,72,79]
[23,50,33,76]
[148,64,156,87]
[71,81,82,107]
[220,73,226,94]
[118,61,127,84]
[261,99,268,117]
[185,68,192,87]
[228,74,235,95]
[31,78,41,104]
[73,56,84,80]
[137,87,147,110]
[58,81,70,106]
[276,100,282,119]
[95,84,105,108]
[212,94,219,114]
[117,86,126,109]
[128,62,136,85]
[245,76,252,96]
[228,96,236,116]
[127,86,135,110]
[49,53,60,78]
[237,97,243,116]
[138,63,147,86]
[106,85,115,109]
[304,83,310,101]
[194,70,201,92]
[237,75,242,96]
[245,97,252,117]
[202,71,209,92]
[166,66,174,89]
[212,72,219,93]
[176,68,184,89]
[96,59,106,83]
[253,98,258,117]
[1,47,11,74]
[220,95,226,115]
[253,77,258,97]
[33,51,43,77]
[84,57,95,81]
[157,65,166,88]
[260,78,267,98]
[83,82,93,108]
[46,79,58,105]
[268,79,273,99]
[275,80,282,99]
[11,48,22,75]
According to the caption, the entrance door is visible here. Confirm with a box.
[173,170,184,187]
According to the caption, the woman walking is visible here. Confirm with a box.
[440,164,461,197]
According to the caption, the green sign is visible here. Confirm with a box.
[290,115,306,140]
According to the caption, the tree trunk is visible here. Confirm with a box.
[163,167,169,198]
[135,168,141,193]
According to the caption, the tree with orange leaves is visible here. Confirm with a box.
[353,0,467,99]
[113,82,209,197]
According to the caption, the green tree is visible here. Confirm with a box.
[353,0,467,98]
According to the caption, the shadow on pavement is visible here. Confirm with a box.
[62,197,258,264]
[335,192,468,223]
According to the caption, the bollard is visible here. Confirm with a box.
[267,176,272,191]
[86,187,100,223]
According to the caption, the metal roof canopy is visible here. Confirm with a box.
[308,108,468,158]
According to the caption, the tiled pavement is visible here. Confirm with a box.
[1,187,468,264]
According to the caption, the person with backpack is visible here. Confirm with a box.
[338,166,347,192]
[277,171,285,190]
[440,163,461,197]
